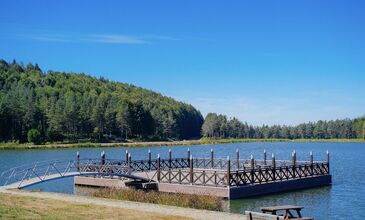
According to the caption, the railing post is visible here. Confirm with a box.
[272,153,276,181]
[148,149,151,170]
[227,156,231,186]
[326,150,330,174]
[76,151,80,172]
[157,154,161,181]
[187,148,191,167]
[250,155,255,184]
[100,151,105,165]
[211,148,214,168]
[292,150,296,166]
[125,150,128,161]
[264,149,267,166]
[292,150,296,178]
[189,154,193,184]
[310,151,314,175]
[128,153,132,174]
[169,149,172,168]
[236,149,240,170]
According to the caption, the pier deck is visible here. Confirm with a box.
[74,149,331,199]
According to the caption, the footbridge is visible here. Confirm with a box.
[0,153,162,189]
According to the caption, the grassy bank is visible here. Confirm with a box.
[93,188,224,211]
[0,192,191,220]
[1,138,364,150]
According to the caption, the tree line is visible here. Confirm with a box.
[202,113,365,139]
[0,60,203,144]
[1,59,364,144]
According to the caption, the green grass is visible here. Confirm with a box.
[0,138,364,150]
[93,188,224,211]
[0,192,191,220]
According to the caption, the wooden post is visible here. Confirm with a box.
[128,153,132,174]
[236,149,240,170]
[76,151,80,172]
[211,148,214,168]
[272,153,276,181]
[292,150,297,166]
[157,154,161,181]
[227,156,231,186]
[292,150,296,178]
[169,149,172,168]
[250,155,255,183]
[264,149,267,166]
[250,155,255,169]
[100,151,105,165]
[148,149,151,170]
[249,212,253,220]
[326,150,330,174]
[189,154,193,184]
[125,150,128,161]
[310,151,314,175]
[187,148,191,167]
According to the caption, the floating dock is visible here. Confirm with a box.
[74,149,332,199]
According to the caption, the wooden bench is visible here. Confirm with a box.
[260,205,313,220]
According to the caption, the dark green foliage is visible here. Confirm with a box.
[353,117,365,139]
[0,59,203,143]
[27,129,43,145]
[202,113,361,139]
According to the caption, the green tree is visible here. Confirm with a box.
[202,113,219,138]
[353,117,365,139]
[27,129,43,145]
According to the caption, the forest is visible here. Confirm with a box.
[1,59,364,144]
[0,60,203,144]
[202,113,365,140]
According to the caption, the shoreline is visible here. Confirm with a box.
[0,138,364,150]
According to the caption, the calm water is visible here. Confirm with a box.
[0,142,364,220]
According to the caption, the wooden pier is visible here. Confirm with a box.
[74,149,331,199]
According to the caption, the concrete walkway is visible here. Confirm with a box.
[0,188,245,220]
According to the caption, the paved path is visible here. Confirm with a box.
[0,188,245,220]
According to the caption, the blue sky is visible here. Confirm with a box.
[1,0,364,125]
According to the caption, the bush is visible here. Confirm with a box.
[93,188,223,211]
[27,129,43,145]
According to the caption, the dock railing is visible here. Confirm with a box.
[158,149,330,187]
[2,148,330,189]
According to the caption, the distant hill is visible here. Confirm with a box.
[0,59,203,143]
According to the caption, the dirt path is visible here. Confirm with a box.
[0,188,245,220]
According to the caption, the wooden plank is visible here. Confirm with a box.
[261,205,303,212]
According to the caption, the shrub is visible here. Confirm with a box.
[27,129,43,145]
[93,188,223,211]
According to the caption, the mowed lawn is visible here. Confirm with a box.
[0,193,191,220]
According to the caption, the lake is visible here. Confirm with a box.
[1,142,364,220]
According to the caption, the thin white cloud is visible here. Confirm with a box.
[87,34,146,44]
[20,32,178,44]
[30,36,70,42]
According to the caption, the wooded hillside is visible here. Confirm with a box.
[0,60,203,143]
